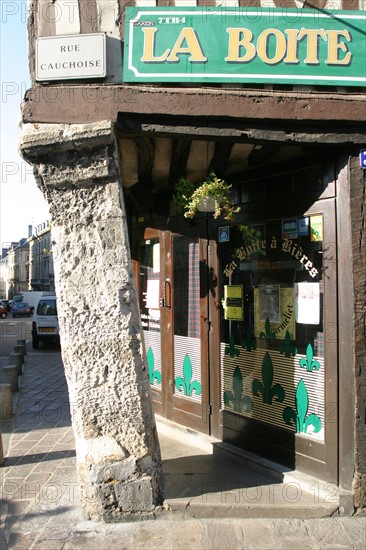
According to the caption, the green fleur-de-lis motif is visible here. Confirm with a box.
[252,352,285,404]
[224,366,253,413]
[147,347,161,385]
[241,327,257,352]
[279,330,297,358]
[175,354,201,397]
[299,343,321,372]
[283,379,322,434]
[259,318,276,344]
[225,335,240,358]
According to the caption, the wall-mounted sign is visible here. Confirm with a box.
[360,149,366,169]
[123,7,366,87]
[219,227,230,243]
[254,287,295,339]
[298,217,310,237]
[295,282,320,325]
[310,215,323,242]
[224,285,243,320]
[258,284,280,323]
[282,219,298,240]
[36,33,106,81]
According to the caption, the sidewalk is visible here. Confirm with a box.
[1,348,365,549]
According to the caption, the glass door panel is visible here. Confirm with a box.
[138,237,162,400]
[163,233,210,434]
[173,237,202,403]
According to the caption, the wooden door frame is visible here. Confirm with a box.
[305,198,338,483]
[207,238,222,439]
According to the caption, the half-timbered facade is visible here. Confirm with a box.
[21,0,366,515]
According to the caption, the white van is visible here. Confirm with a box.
[32,295,60,349]
[20,291,54,314]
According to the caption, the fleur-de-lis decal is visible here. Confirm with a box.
[224,366,253,413]
[241,326,257,352]
[283,379,322,434]
[279,330,297,358]
[252,352,285,404]
[175,354,201,397]
[147,347,161,385]
[225,335,240,358]
[299,343,321,372]
[259,318,276,344]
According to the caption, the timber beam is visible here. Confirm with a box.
[22,85,366,133]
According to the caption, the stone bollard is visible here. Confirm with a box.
[0,384,13,420]
[2,366,19,392]
[8,353,23,376]
[14,345,26,364]
[16,340,27,355]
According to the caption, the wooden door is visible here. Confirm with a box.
[135,229,219,435]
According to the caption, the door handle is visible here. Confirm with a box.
[160,279,171,308]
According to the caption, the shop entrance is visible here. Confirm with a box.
[129,149,339,483]
[218,191,338,482]
[134,228,220,436]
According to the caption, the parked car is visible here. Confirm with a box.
[12,302,32,317]
[0,305,8,318]
[32,296,59,349]
[0,299,11,312]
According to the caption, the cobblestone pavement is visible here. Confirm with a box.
[1,347,365,549]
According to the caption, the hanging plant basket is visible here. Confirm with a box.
[173,171,240,221]
[196,196,216,212]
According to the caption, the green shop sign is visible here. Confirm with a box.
[123,7,366,87]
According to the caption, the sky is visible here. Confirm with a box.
[0,0,50,248]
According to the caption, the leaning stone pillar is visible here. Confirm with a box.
[19,121,164,521]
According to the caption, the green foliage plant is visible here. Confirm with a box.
[173,171,240,221]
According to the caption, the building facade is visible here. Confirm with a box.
[20,0,366,517]
[0,251,10,298]
[28,221,55,292]
[0,224,54,299]
[1,240,30,299]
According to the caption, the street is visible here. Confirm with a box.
[1,350,366,549]
[0,317,59,384]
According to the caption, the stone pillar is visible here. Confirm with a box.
[20,121,164,521]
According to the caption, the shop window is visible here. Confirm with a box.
[138,238,160,333]
[220,217,323,355]
[220,216,325,441]
[138,238,162,390]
